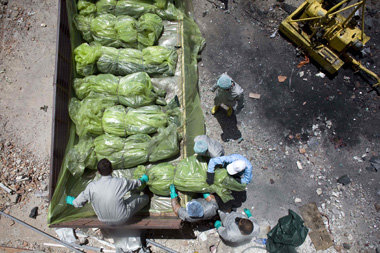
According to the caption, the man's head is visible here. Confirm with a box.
[235,217,253,235]
[194,140,208,155]
[186,200,204,218]
[97,158,113,176]
[217,74,232,90]
[227,160,247,175]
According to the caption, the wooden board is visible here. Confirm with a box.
[299,202,333,251]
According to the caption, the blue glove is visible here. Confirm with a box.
[244,208,252,218]
[203,193,210,199]
[214,220,222,229]
[170,184,178,199]
[139,174,149,183]
[66,196,75,206]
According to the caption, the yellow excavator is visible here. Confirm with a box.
[279,0,379,89]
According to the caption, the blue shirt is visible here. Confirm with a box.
[207,154,253,184]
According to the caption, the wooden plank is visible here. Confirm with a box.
[299,202,333,251]
[0,246,32,252]
[51,216,182,229]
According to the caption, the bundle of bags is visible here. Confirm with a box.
[133,156,246,202]
[77,0,183,21]
[67,123,180,176]
[74,43,178,77]
[74,13,163,49]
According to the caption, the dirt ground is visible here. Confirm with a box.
[0,0,379,252]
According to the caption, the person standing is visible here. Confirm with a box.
[211,73,244,117]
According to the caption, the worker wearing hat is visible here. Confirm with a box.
[206,154,253,185]
[211,73,244,117]
[214,208,260,244]
[193,135,224,158]
[170,184,219,222]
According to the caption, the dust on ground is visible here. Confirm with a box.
[0,0,379,252]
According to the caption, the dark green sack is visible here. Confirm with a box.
[266,210,309,253]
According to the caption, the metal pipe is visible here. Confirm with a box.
[0,210,83,253]
[326,0,352,15]
[146,239,178,253]
[361,0,366,40]
[342,4,362,28]
[329,1,363,16]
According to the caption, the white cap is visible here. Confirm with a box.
[226,160,247,175]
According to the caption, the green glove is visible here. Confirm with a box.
[203,193,210,199]
[244,208,252,218]
[214,220,222,229]
[66,196,75,206]
[139,174,149,183]
[170,184,178,199]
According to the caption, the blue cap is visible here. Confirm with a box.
[217,74,232,89]
[186,201,204,218]
[194,140,208,154]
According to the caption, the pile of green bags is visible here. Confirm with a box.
[74,43,178,77]
[77,0,183,21]
[66,123,180,175]
[132,156,246,202]
[102,105,168,136]
[74,13,163,49]
[73,72,161,107]
[174,156,246,202]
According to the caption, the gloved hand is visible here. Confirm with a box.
[139,174,149,183]
[244,208,252,218]
[203,193,210,199]
[170,184,178,199]
[214,220,222,230]
[66,196,75,206]
[206,172,214,185]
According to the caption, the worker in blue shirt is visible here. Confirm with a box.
[206,154,253,185]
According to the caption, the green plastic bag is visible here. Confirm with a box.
[142,46,177,76]
[134,162,175,196]
[148,124,179,162]
[94,133,151,170]
[74,43,102,77]
[137,13,163,49]
[66,136,97,177]
[74,43,177,77]
[69,93,117,137]
[74,72,158,108]
[266,210,309,253]
[102,105,168,137]
[78,0,97,15]
[173,156,246,202]
[74,14,138,48]
[125,105,168,134]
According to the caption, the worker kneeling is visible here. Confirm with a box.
[66,159,149,225]
[170,184,219,222]
[215,208,260,244]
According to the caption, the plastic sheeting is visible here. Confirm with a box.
[48,0,205,225]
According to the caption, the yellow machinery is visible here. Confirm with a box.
[279,0,379,88]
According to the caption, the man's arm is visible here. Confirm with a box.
[171,198,181,216]
[72,186,91,208]
[208,155,233,173]
[124,178,143,192]
[241,157,253,184]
